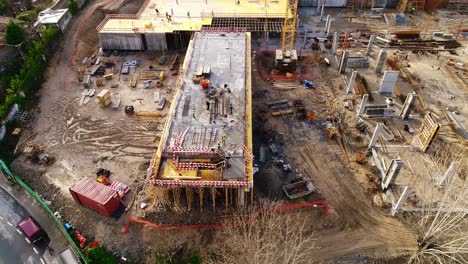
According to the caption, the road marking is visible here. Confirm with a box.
[6,221,13,227]
[25,238,31,244]
[33,247,38,254]
[16,228,22,234]
[40,258,46,264]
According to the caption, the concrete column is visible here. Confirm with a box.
[332,32,339,55]
[316,0,322,13]
[391,186,411,216]
[382,159,403,190]
[338,50,349,73]
[399,92,417,119]
[320,2,325,21]
[375,49,387,73]
[357,94,369,117]
[438,161,460,187]
[326,19,332,35]
[347,71,357,93]
[324,15,331,31]
[368,123,384,149]
[366,35,376,56]
[379,70,399,93]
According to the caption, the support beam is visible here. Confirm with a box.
[366,35,376,56]
[375,49,387,74]
[332,32,339,55]
[347,71,357,94]
[438,161,460,187]
[338,50,349,73]
[399,92,417,119]
[357,94,369,117]
[391,186,411,216]
[382,159,403,190]
[369,123,384,149]
[320,2,325,21]
[324,15,331,31]
[326,19,332,36]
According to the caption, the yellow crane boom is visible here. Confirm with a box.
[281,0,299,53]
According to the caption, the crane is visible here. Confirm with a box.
[276,0,299,71]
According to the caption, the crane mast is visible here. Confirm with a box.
[276,0,299,71]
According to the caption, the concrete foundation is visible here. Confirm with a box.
[98,33,145,51]
[399,92,417,119]
[357,94,369,117]
[366,35,376,55]
[347,71,357,93]
[382,159,403,190]
[339,50,349,73]
[332,32,339,55]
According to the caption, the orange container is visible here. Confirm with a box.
[201,79,209,89]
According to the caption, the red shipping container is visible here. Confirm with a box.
[69,177,122,217]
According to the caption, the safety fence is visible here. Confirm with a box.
[122,200,329,233]
[0,160,87,264]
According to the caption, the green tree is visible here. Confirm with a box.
[0,0,7,15]
[4,21,26,46]
[68,0,78,15]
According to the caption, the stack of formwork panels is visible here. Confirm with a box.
[97,89,111,108]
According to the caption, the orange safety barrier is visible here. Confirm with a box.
[121,200,328,234]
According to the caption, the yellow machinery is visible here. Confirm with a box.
[276,0,299,70]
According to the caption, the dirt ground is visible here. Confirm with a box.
[7,1,467,263]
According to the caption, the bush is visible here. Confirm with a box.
[0,0,7,15]
[87,246,118,264]
[68,0,78,15]
[4,21,26,46]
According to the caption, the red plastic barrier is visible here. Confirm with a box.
[121,200,328,234]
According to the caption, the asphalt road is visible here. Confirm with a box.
[0,187,47,264]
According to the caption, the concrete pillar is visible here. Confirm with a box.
[382,159,403,190]
[399,92,417,120]
[357,94,369,117]
[438,161,460,187]
[375,49,387,73]
[332,32,339,55]
[366,35,376,56]
[326,19,332,35]
[379,70,399,93]
[347,71,357,93]
[368,123,384,149]
[324,15,331,31]
[338,50,349,73]
[320,2,325,21]
[391,186,411,216]
[316,0,322,13]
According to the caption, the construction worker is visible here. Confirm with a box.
[155,8,159,15]
[192,107,196,118]
[206,101,211,110]
[230,103,233,115]
[217,140,221,149]
[187,11,190,18]
[222,133,227,144]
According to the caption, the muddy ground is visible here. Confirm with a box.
[8,1,467,263]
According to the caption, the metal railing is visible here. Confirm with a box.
[0,160,87,264]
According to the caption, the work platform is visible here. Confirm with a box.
[146,32,253,208]
[97,0,286,50]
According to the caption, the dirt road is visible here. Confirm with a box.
[299,144,418,261]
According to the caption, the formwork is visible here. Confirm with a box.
[145,31,253,210]
[97,0,286,50]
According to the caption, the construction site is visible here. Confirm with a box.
[3,0,467,262]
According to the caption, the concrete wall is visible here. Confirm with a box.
[98,33,144,50]
[58,12,72,32]
[299,0,347,7]
[145,33,168,51]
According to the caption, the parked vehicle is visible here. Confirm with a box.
[17,217,47,244]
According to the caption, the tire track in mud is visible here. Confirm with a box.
[299,144,417,260]
[45,98,162,157]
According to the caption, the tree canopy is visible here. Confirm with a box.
[4,21,26,46]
